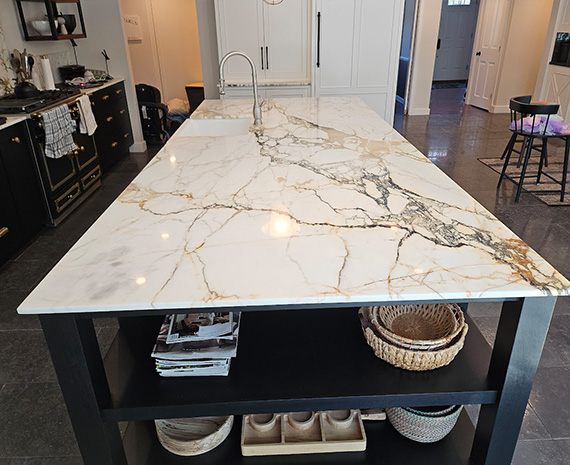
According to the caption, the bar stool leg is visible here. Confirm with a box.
[498,133,518,188]
[501,133,517,160]
[537,138,547,184]
[561,137,570,202]
[517,137,528,168]
[516,135,534,202]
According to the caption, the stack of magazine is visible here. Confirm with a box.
[151,312,240,377]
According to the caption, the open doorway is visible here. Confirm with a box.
[430,0,480,115]
[120,0,204,143]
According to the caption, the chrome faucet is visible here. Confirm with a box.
[218,51,263,127]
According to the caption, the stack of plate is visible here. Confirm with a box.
[359,304,468,371]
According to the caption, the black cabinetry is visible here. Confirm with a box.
[90,82,134,173]
[0,121,48,264]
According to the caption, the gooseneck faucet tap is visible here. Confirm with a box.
[218,51,263,127]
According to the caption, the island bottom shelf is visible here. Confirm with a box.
[123,411,474,464]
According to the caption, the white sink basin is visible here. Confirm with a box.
[176,118,252,137]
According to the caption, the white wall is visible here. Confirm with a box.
[491,0,554,112]
[535,0,570,121]
[406,0,442,116]
[120,0,162,91]
[120,0,203,102]
[0,0,146,152]
[196,0,220,99]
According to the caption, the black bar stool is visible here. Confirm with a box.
[498,96,570,202]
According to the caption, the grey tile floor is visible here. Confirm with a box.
[0,95,569,463]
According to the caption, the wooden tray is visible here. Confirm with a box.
[241,410,366,456]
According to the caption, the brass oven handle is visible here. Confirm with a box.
[111,142,119,148]
[11,137,21,144]
[107,116,113,122]
[102,95,110,101]
[0,227,8,239]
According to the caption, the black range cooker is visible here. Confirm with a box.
[0,89,102,226]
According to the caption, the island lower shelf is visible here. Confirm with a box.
[101,307,497,422]
[123,412,474,464]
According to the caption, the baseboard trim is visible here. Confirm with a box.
[407,107,430,116]
[490,104,510,114]
[130,140,148,153]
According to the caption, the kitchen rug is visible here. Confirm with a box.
[478,155,570,206]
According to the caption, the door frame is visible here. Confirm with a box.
[403,0,420,113]
[465,0,513,111]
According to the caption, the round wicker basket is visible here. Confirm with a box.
[155,415,233,456]
[359,307,468,371]
[371,304,465,350]
[386,405,463,443]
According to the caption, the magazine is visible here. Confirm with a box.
[166,312,236,344]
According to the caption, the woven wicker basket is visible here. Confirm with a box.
[359,307,468,371]
[372,304,465,350]
[386,405,463,443]
[155,415,234,456]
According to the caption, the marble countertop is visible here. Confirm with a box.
[18,97,570,315]
[0,116,28,131]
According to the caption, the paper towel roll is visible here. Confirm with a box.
[40,56,55,90]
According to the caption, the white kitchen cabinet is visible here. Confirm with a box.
[312,0,404,125]
[215,0,310,85]
[221,85,311,100]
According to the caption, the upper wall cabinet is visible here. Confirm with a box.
[215,0,310,84]
[16,0,87,41]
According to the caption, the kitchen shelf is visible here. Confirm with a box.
[123,412,474,465]
[27,33,85,41]
[102,308,497,422]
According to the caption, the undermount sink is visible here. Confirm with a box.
[176,118,252,137]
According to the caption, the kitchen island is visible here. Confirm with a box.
[19,97,570,465]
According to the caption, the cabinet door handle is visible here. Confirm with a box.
[107,116,113,122]
[124,132,130,139]
[80,146,85,151]
[261,47,264,70]
[0,227,8,239]
[102,95,110,101]
[111,142,119,148]
[116,89,123,95]
[119,109,126,115]
[317,12,321,68]
[11,137,21,144]
[266,46,269,70]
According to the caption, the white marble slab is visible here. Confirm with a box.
[18,97,570,315]
[0,116,28,130]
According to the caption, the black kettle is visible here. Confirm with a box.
[14,81,40,99]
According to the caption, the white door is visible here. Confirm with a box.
[215,0,265,84]
[314,0,404,125]
[263,0,309,82]
[467,0,510,110]
[433,0,479,81]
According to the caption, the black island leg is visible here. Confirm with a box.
[471,296,556,465]
[40,314,127,465]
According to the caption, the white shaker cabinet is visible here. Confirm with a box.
[312,0,404,125]
[215,0,310,85]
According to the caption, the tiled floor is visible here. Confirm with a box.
[1,94,569,464]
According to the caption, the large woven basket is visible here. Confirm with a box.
[372,304,465,351]
[359,307,468,371]
[386,405,463,443]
